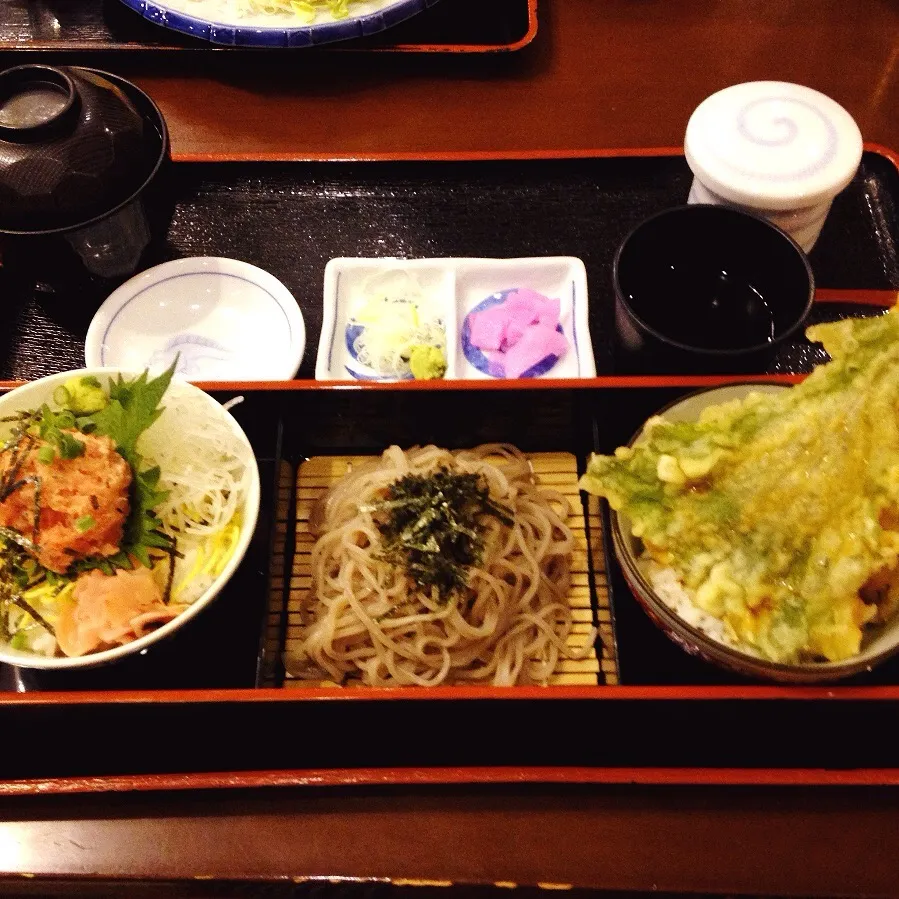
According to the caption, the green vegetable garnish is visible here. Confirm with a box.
[37,445,55,465]
[37,406,85,460]
[73,362,178,571]
[55,375,108,415]
[9,631,28,651]
[74,515,96,533]
[408,344,447,380]
[372,468,513,602]
[57,432,85,460]
[86,366,174,465]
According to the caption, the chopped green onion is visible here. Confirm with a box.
[57,432,85,460]
[37,445,55,465]
[75,515,96,533]
[52,386,71,407]
[10,631,28,651]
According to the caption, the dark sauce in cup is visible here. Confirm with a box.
[630,263,776,350]
[614,205,814,369]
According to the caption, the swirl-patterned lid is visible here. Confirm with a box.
[685,81,863,211]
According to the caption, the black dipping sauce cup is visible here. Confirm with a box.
[613,205,815,373]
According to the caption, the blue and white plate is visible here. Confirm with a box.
[85,257,306,381]
[118,0,440,48]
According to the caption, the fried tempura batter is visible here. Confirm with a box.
[580,305,899,663]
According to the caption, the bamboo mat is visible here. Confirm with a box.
[261,459,294,686]
[271,452,619,688]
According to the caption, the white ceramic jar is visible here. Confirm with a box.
[685,81,863,252]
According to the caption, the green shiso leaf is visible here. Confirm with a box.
[86,362,176,469]
[72,362,178,574]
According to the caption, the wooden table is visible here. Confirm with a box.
[0,783,896,896]
[120,0,899,159]
[2,1,899,895]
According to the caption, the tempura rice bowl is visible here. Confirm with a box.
[0,369,260,670]
[610,384,899,683]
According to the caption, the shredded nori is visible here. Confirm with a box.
[371,468,513,602]
[0,543,55,638]
[162,537,180,605]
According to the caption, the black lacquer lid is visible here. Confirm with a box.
[0,65,156,233]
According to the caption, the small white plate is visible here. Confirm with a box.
[86,257,306,381]
[317,256,594,381]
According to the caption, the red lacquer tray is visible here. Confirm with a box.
[0,148,898,795]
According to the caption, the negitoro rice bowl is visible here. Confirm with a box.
[0,366,260,669]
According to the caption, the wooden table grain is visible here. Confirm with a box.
[0,784,897,896]
[2,1,899,895]
[113,0,899,161]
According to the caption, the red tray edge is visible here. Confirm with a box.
[170,140,899,166]
[2,764,898,796]
[2,0,538,56]
[1,683,898,705]
[387,0,538,54]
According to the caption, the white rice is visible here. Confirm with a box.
[642,560,761,658]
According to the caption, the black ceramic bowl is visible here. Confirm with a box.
[613,205,815,373]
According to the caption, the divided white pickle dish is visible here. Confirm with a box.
[316,256,594,381]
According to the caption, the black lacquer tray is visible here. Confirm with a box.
[1,150,897,384]
[1,150,899,792]
[0,0,537,53]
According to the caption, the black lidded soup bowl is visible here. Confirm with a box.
[0,65,169,282]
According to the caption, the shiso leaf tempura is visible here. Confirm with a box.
[0,366,253,658]
[579,305,899,664]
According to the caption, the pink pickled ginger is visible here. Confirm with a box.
[468,304,509,351]
[56,567,188,658]
[503,324,569,379]
[468,288,568,378]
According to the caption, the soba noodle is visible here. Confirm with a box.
[285,444,584,687]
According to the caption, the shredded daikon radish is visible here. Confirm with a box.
[350,269,447,379]
[138,382,254,605]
